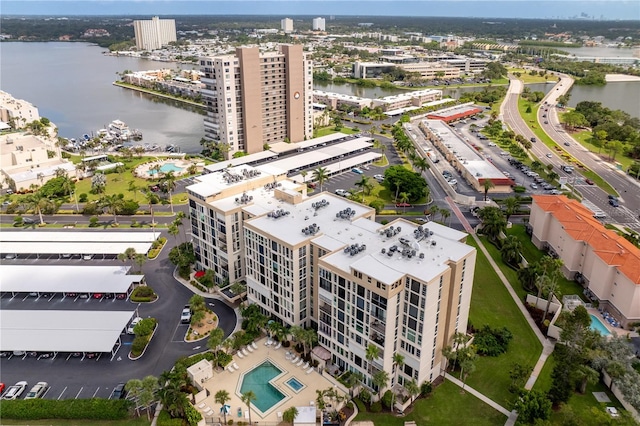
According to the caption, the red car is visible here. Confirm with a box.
[585,179,594,185]
[395,203,412,208]
[0,383,5,395]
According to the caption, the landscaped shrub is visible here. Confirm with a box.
[420,381,433,396]
[473,325,513,356]
[117,200,139,215]
[381,390,394,409]
[359,389,371,405]
[130,286,157,302]
[78,193,88,202]
[88,216,99,227]
[157,410,184,426]
[131,336,148,354]
[0,399,132,420]
[354,398,366,412]
[370,401,382,413]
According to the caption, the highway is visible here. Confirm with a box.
[501,75,640,231]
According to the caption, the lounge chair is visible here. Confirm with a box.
[301,362,310,370]
[233,362,240,370]
[242,348,249,356]
[290,356,299,364]
[274,342,282,350]
[306,366,314,374]
[237,351,244,359]
[265,338,273,346]
[251,342,258,350]
[227,365,235,373]
[247,346,254,353]
[296,359,304,367]
[198,402,206,409]
[285,351,291,360]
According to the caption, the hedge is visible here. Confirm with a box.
[157,410,183,426]
[0,398,132,420]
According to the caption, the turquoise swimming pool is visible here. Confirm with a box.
[239,361,285,413]
[285,377,304,393]
[590,314,611,336]
[146,163,184,175]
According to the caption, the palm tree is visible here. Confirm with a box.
[134,253,147,273]
[399,192,410,213]
[99,194,124,224]
[372,369,389,400]
[547,171,559,182]
[161,171,177,214]
[241,391,256,424]
[282,406,299,424]
[391,353,405,410]
[354,175,372,202]
[503,197,520,223]
[207,328,225,367]
[365,343,380,373]
[313,167,329,192]
[482,179,495,201]
[215,390,231,424]
[168,224,180,249]
[143,190,158,236]
[25,192,48,225]
[173,211,186,242]
[440,208,451,225]
[158,380,189,419]
[300,170,308,183]
[414,157,430,175]
[128,180,139,201]
[530,161,543,172]
[404,379,420,405]
[500,235,523,266]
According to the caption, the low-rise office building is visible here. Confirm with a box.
[529,195,640,327]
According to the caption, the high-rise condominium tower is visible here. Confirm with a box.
[133,16,177,51]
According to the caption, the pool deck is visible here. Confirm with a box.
[587,308,630,338]
[134,159,194,179]
[196,337,347,423]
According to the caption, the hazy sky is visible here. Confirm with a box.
[2,1,639,20]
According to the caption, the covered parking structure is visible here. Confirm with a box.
[0,265,144,299]
[0,310,135,359]
[0,230,157,259]
[289,151,382,182]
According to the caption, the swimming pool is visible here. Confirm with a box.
[239,361,286,413]
[590,314,611,336]
[146,163,184,175]
[285,377,304,393]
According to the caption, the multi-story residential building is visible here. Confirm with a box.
[312,17,326,32]
[281,18,294,34]
[133,16,177,51]
[529,195,640,327]
[200,45,313,159]
[0,91,40,128]
[187,164,476,391]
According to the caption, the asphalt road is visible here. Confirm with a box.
[0,218,238,400]
[501,75,640,231]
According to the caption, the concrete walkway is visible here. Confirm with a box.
[444,373,511,417]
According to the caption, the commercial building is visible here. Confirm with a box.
[418,118,513,193]
[187,169,476,390]
[313,89,442,113]
[133,16,177,51]
[312,17,326,32]
[200,45,313,158]
[281,18,294,33]
[529,195,640,327]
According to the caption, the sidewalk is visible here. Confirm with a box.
[444,373,511,417]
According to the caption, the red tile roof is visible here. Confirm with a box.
[533,195,640,284]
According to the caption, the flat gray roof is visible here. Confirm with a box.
[0,231,158,243]
[0,310,134,352]
[204,151,278,173]
[1,241,153,255]
[0,265,143,293]
[268,138,373,173]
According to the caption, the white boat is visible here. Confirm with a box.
[108,119,133,141]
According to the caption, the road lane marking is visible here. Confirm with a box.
[75,387,83,399]
[92,387,100,398]
[57,387,67,400]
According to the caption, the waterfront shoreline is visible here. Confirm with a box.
[112,81,205,108]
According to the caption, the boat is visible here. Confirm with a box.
[108,119,142,141]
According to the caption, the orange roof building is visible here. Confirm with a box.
[530,195,640,326]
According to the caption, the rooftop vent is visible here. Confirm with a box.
[312,199,330,211]
[264,182,282,191]
[235,192,253,205]
[267,209,290,219]
[336,207,356,220]
[344,243,366,256]
[301,223,320,236]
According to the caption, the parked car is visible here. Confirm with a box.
[127,317,142,334]
[530,183,538,190]
[395,202,412,208]
[92,293,103,300]
[181,306,192,324]
[24,382,48,400]
[373,174,384,182]
[2,381,28,400]
[111,383,126,399]
[335,189,350,197]
[351,168,364,174]
[585,179,594,185]
[306,182,317,189]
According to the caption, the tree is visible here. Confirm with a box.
[547,171,559,182]
[503,197,521,223]
[143,189,159,233]
[139,375,160,421]
[458,349,477,391]
[241,390,256,425]
[513,390,552,424]
[158,379,189,419]
[383,165,427,201]
[414,157,430,175]
[501,235,523,266]
[160,171,177,214]
[372,369,389,400]
[100,194,124,224]
[91,172,106,194]
[189,294,205,312]
[365,343,380,373]
[404,379,420,404]
[482,179,495,201]
[354,175,373,202]
[477,206,507,241]
[128,180,139,201]
[607,140,624,161]
[134,253,147,273]
[282,406,299,424]
[24,192,49,225]
[313,167,329,192]
[440,208,451,225]
[168,224,180,249]
[399,192,410,213]
[391,353,405,410]
[214,390,231,425]
[207,328,225,367]
[125,379,144,417]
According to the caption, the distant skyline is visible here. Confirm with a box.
[2,1,639,20]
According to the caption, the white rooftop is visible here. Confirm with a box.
[289,152,381,183]
[1,241,153,255]
[0,310,134,353]
[267,138,374,173]
[204,150,278,173]
[421,119,507,180]
[0,265,143,293]
[0,231,157,243]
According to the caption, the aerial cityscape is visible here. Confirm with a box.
[1,2,640,426]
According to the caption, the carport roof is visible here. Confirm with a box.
[0,310,134,352]
[0,231,157,243]
[0,241,153,255]
[0,265,143,293]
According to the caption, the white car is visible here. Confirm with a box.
[373,174,384,182]
[2,381,28,400]
[24,382,48,400]
[335,189,350,197]
[530,183,538,190]
[127,317,142,334]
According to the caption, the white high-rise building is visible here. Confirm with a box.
[312,17,326,31]
[133,16,177,51]
[281,18,294,33]
[200,45,313,158]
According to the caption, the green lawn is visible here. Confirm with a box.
[509,68,556,84]
[466,237,543,408]
[314,126,359,138]
[354,380,506,425]
[563,124,633,171]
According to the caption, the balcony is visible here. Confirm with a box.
[319,303,332,316]
[370,331,385,347]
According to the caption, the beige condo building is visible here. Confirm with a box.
[133,16,177,51]
[200,45,313,159]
